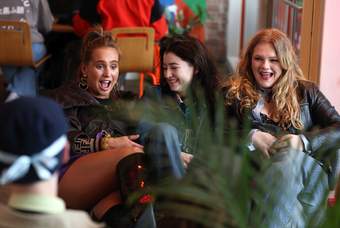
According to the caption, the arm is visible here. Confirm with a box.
[67,115,143,155]
[150,0,168,40]
[38,0,54,33]
[102,135,144,150]
[72,13,92,37]
[151,15,168,40]
[264,84,340,159]
[251,130,278,158]
[70,0,100,37]
[67,113,101,155]
[302,84,340,156]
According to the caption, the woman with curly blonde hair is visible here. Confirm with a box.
[48,26,185,228]
[222,28,340,227]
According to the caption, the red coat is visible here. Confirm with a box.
[73,0,167,40]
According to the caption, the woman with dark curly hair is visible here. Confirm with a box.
[156,34,221,158]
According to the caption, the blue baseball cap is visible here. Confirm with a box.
[0,97,68,184]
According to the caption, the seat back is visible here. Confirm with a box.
[0,20,34,66]
[111,27,155,73]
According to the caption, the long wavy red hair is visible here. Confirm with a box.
[223,28,306,130]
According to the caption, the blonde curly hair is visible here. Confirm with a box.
[223,28,306,130]
[80,25,120,65]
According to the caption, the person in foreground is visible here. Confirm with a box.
[0,96,102,228]
[222,28,340,227]
[47,26,184,227]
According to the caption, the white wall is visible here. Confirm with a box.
[226,0,267,70]
[226,0,241,70]
[319,0,340,112]
[243,0,266,48]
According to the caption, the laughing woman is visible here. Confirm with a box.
[47,26,184,227]
[156,34,221,158]
[222,28,340,227]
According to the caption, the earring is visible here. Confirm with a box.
[79,74,88,90]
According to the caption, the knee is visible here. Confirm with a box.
[113,147,144,163]
[1,67,16,80]
[148,122,178,138]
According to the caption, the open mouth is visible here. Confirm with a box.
[259,71,274,80]
[99,80,112,90]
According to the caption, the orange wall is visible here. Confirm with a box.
[319,0,340,112]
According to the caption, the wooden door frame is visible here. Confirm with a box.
[299,0,325,84]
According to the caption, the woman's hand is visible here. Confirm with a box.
[102,135,144,150]
[181,152,193,169]
[269,134,303,155]
[251,130,278,159]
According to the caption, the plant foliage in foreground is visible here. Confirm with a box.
[131,88,340,228]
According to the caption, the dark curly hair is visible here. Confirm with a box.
[159,34,221,124]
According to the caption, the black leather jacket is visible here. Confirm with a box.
[46,82,139,156]
[225,80,340,166]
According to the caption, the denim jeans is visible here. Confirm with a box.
[255,149,328,227]
[137,122,185,183]
[2,43,46,96]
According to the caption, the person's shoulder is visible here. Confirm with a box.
[297,79,325,106]
[220,75,243,100]
[220,75,242,90]
[297,79,318,90]
[297,79,320,97]
[42,82,97,109]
